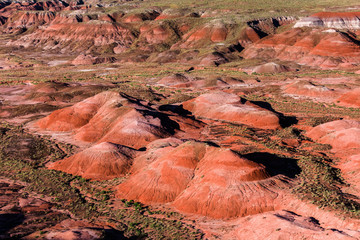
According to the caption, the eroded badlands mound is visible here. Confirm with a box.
[1,1,360,70]
[294,12,360,29]
[49,142,137,180]
[337,88,360,107]
[36,90,288,220]
[307,119,360,194]
[282,80,340,101]
[242,28,360,69]
[2,1,360,239]
[306,119,360,150]
[182,92,281,129]
[171,147,285,219]
[37,91,183,148]
[116,139,286,219]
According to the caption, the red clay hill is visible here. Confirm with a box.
[49,142,137,180]
[36,91,183,148]
[117,140,287,219]
[307,120,360,193]
[242,27,360,69]
[182,92,281,130]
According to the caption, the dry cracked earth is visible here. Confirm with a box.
[0,0,360,239]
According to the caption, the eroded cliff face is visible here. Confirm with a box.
[294,12,360,29]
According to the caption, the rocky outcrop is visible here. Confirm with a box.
[239,16,296,46]
[242,28,360,69]
[294,12,360,29]
[247,16,295,36]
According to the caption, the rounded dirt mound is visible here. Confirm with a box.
[49,142,137,180]
[157,73,190,86]
[172,147,287,219]
[71,54,116,65]
[306,120,360,150]
[283,80,338,100]
[116,141,207,203]
[336,88,360,107]
[117,141,286,219]
[28,81,70,94]
[36,91,120,131]
[252,62,290,74]
[182,91,281,129]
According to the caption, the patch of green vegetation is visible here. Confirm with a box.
[293,156,360,217]
[114,82,163,102]
[160,92,195,104]
[0,123,94,218]
[305,115,341,127]
[225,124,254,136]
[273,126,300,139]
[5,104,60,118]
[247,95,360,120]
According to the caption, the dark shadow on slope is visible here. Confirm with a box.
[249,100,298,128]
[103,228,132,240]
[120,89,164,104]
[159,104,205,126]
[247,20,269,38]
[228,43,244,52]
[138,109,180,135]
[340,31,360,46]
[274,211,323,230]
[0,213,25,237]
[244,152,301,178]
[158,104,192,117]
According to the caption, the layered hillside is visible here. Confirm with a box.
[1,1,360,239]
